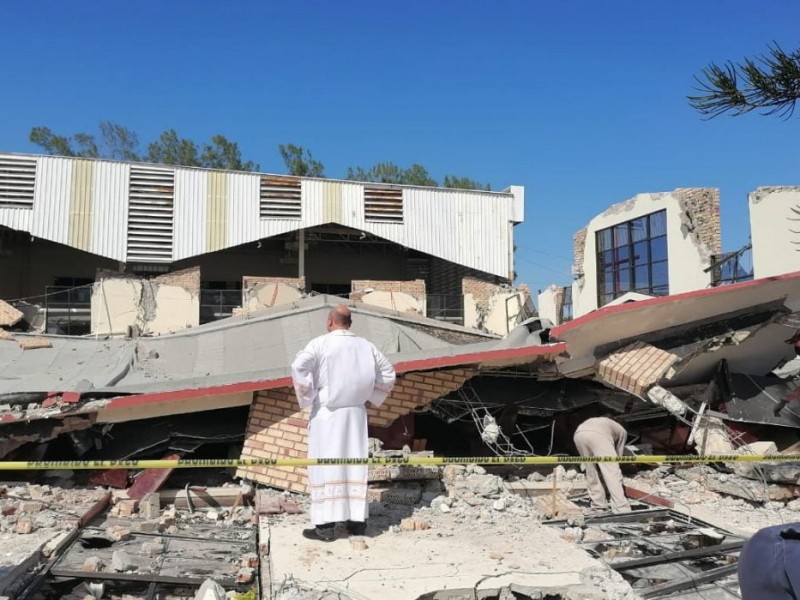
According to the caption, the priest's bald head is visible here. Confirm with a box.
[327,305,352,331]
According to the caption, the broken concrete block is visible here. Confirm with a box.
[367,486,422,506]
[492,498,507,512]
[111,550,135,572]
[442,465,466,483]
[206,509,223,521]
[194,578,226,600]
[16,518,34,534]
[138,520,161,534]
[18,501,43,513]
[82,556,104,572]
[142,538,165,557]
[240,553,259,569]
[466,474,503,498]
[105,525,132,541]
[115,499,139,517]
[350,537,368,551]
[647,385,688,416]
[140,492,160,519]
[235,567,255,584]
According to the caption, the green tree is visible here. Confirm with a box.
[30,121,140,159]
[689,43,800,118]
[146,129,201,166]
[278,144,325,177]
[442,175,491,191]
[201,135,259,171]
[346,162,437,186]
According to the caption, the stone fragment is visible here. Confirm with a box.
[116,499,138,517]
[350,537,368,551]
[240,553,259,569]
[194,578,226,600]
[439,503,451,514]
[492,499,507,512]
[442,465,466,483]
[143,538,165,557]
[140,493,160,519]
[18,501,43,513]
[466,474,503,498]
[561,527,584,543]
[235,567,255,584]
[82,556,104,572]
[16,518,34,534]
[430,495,451,511]
[206,509,223,521]
[399,518,416,531]
[111,550,135,572]
[138,520,161,534]
[105,525,132,541]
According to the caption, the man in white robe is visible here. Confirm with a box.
[291,305,396,542]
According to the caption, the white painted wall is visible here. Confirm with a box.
[360,290,423,315]
[572,192,713,318]
[749,187,800,279]
[91,277,199,336]
[537,285,561,326]
[243,282,303,313]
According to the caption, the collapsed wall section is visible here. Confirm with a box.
[236,367,476,492]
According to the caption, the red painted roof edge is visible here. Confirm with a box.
[552,270,800,337]
[104,342,567,410]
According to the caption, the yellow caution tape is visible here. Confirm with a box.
[0,453,799,470]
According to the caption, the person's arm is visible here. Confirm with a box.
[614,421,628,457]
[291,343,318,410]
[368,346,396,408]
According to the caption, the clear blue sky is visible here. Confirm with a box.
[1,1,798,294]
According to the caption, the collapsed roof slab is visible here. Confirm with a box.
[0,296,564,427]
[552,270,800,382]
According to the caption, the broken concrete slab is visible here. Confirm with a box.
[505,480,588,498]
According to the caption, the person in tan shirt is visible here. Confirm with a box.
[573,415,632,513]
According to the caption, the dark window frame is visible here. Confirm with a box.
[596,210,669,306]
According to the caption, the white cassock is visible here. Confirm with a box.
[291,329,396,525]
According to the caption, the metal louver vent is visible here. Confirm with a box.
[126,166,174,263]
[0,156,36,208]
[260,175,301,219]
[364,186,403,223]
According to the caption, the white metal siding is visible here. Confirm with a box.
[0,208,32,232]
[91,161,129,262]
[400,188,514,279]
[227,171,261,247]
[173,168,208,261]
[31,156,73,246]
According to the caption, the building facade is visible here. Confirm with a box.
[540,185,800,325]
[0,152,529,336]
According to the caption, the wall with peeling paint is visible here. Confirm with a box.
[749,187,800,279]
[571,189,719,318]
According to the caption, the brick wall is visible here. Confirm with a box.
[676,188,722,256]
[573,228,588,276]
[237,366,477,492]
[462,275,503,309]
[597,341,680,397]
[243,276,306,292]
[155,266,201,294]
[350,279,426,302]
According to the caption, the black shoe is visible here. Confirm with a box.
[302,525,335,542]
[346,520,367,536]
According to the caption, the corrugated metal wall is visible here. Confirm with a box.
[0,153,519,278]
[91,161,129,262]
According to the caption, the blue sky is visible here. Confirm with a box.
[1,1,798,293]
